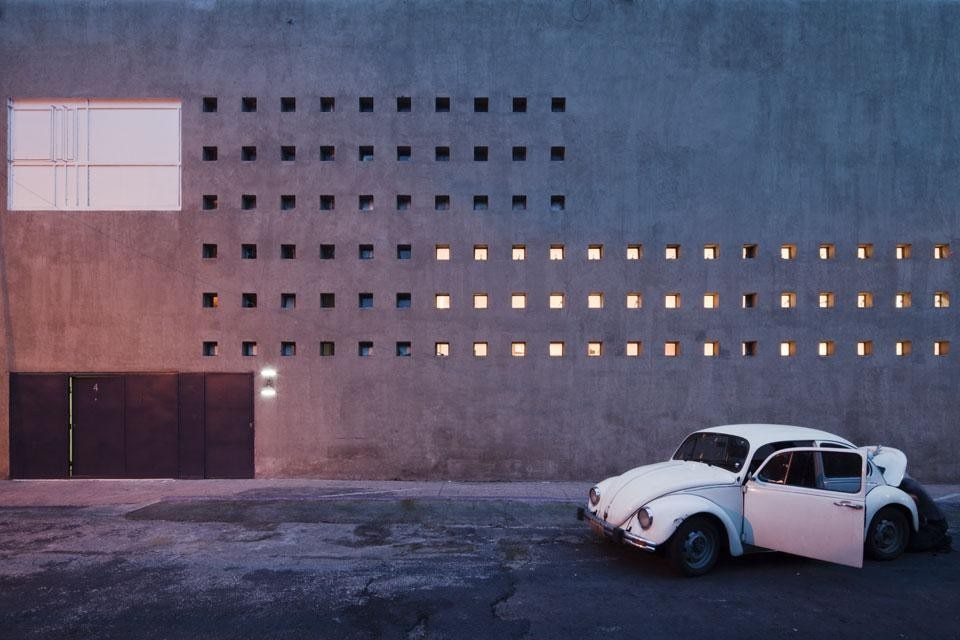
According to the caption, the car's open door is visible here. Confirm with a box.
[743,447,866,568]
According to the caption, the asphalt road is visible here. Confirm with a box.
[1,486,958,640]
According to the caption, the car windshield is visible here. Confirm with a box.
[672,432,750,472]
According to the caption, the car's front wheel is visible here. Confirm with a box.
[668,516,721,577]
[866,507,909,561]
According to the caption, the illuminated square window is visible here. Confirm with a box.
[818,243,835,260]
[857,292,874,308]
[435,245,451,260]
[703,293,718,309]
[511,293,527,309]
[435,293,451,309]
[818,340,835,357]
[780,244,796,260]
[857,341,873,357]
[665,244,680,260]
[664,341,680,357]
[473,342,488,358]
[473,293,489,309]
[435,342,450,357]
[780,341,796,357]
[587,341,603,357]
[664,293,680,309]
[588,292,604,309]
[934,292,950,308]
[934,341,950,356]
[202,292,219,308]
[896,244,912,260]
[512,245,526,260]
[626,341,642,357]
[549,293,565,309]
[819,292,835,308]
[895,292,911,308]
[703,341,719,357]
[896,340,912,357]
[626,293,643,309]
[550,244,565,260]
[549,342,565,357]
[742,244,758,259]
[741,341,758,357]
[703,244,718,260]
[780,292,796,309]
[587,244,603,260]
[742,293,757,308]
[474,245,488,261]
[511,342,526,357]
[626,244,643,260]
[934,244,950,260]
[857,244,873,260]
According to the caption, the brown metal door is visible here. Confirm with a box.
[72,375,125,478]
[10,373,69,478]
[178,373,205,478]
[204,373,254,478]
[124,374,179,478]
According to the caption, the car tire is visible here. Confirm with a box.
[866,507,909,561]
[668,516,721,577]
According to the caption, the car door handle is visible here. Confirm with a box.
[833,501,864,510]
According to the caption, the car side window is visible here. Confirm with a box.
[748,440,813,475]
[756,452,789,484]
[819,451,862,494]
[757,451,816,488]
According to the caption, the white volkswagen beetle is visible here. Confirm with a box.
[578,424,922,576]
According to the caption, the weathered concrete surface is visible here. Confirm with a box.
[1,1,958,480]
[0,483,957,639]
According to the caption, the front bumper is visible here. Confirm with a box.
[576,507,658,552]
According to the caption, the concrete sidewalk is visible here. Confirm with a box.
[1,478,958,508]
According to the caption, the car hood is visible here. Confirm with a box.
[596,460,738,525]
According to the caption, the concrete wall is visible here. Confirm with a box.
[1,0,958,481]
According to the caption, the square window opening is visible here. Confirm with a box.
[202,243,218,259]
[703,244,718,260]
[742,244,758,259]
[474,146,488,161]
[280,96,296,112]
[780,244,796,260]
[512,97,527,112]
[202,195,218,210]
[241,145,257,161]
[397,146,411,161]
[857,341,873,357]
[358,341,373,357]
[359,96,374,112]
[320,341,335,356]
[550,244,565,260]
[435,342,450,357]
[319,244,335,260]
[435,245,450,260]
[281,293,296,309]
[474,245,488,261]
[780,341,796,357]
[281,145,296,161]
[473,293,489,309]
[512,146,527,161]
[358,244,374,259]
[474,97,489,112]
[320,146,335,161]
[549,342,565,357]
[202,292,219,308]
[895,292,911,308]
[550,146,565,161]
[550,195,565,211]
[280,244,296,259]
[703,293,718,309]
[202,146,218,161]
[742,293,757,308]
[320,96,335,112]
[511,342,526,357]
[549,293,565,309]
[588,292,604,309]
[857,243,874,260]
[435,293,451,309]
[665,244,680,260]
[819,243,836,260]
[934,292,950,308]
[396,244,412,260]
[512,195,527,211]
[435,146,450,161]
[473,342,488,357]
[241,244,257,259]
[202,96,218,113]
[202,341,219,357]
[664,341,681,357]
[551,97,566,112]
[320,194,335,210]
[627,244,643,260]
[396,194,411,211]
[896,340,912,357]
[242,341,258,357]
[435,195,450,211]
[857,292,874,308]
[626,341,643,357]
[359,145,374,161]
[241,292,258,308]
[780,292,797,309]
[587,341,603,357]
[435,96,450,112]
[473,195,489,211]
[396,341,412,357]
[934,341,950,356]
[627,293,643,309]
[396,293,412,308]
[934,244,950,260]
[358,293,374,308]
[358,195,374,211]
[511,293,527,309]
[587,244,603,260]
[704,341,719,358]
[280,195,296,210]
[896,244,912,260]
[396,96,411,112]
[320,293,336,308]
[742,341,758,357]
[241,97,257,112]
[664,293,680,309]
[512,245,526,260]
[818,341,836,357]
[241,194,257,210]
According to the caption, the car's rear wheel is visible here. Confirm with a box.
[866,507,909,561]
[668,516,721,577]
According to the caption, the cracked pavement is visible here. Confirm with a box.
[0,482,958,639]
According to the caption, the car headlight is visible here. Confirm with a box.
[637,507,653,530]
[589,486,601,506]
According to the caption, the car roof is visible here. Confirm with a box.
[695,423,855,448]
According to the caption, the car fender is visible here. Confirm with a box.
[865,485,919,537]
[640,493,745,557]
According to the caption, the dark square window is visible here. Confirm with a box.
[358,195,374,211]
[359,96,374,112]
[202,292,218,308]
[202,146,218,161]
[396,195,411,211]
[358,292,373,308]
[358,341,373,357]
[474,146,488,161]
[743,293,758,308]
[473,195,488,211]
[550,146,565,161]
[320,194,335,210]
[242,341,257,357]
[550,195,566,211]
[241,194,257,210]
[396,341,412,357]
[202,243,218,259]
[320,292,336,308]
[435,146,450,161]
[320,146,335,161]
[281,145,296,161]
[280,96,296,112]
[396,96,411,112]
[241,244,257,259]
[359,244,374,259]
[512,146,526,161]
[320,341,335,356]
[512,195,527,211]
[742,341,758,357]
[280,244,296,259]
[397,146,411,161]
[319,244,335,260]
[242,292,258,308]
[320,96,335,112]
[281,293,296,309]
[280,195,296,210]
[281,341,296,357]
[202,341,218,356]
[474,97,489,112]
[396,293,412,308]
[512,97,527,113]
[742,244,758,259]
[435,195,450,211]
[359,145,374,161]
[551,97,566,112]
[241,96,257,112]
[435,96,450,112]
[397,244,411,259]
[202,194,218,210]
[202,97,218,113]
[241,145,256,161]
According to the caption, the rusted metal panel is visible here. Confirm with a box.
[72,375,125,478]
[204,373,254,478]
[124,374,179,478]
[10,374,69,479]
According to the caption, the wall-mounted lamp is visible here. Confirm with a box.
[261,366,278,379]
[260,383,277,399]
